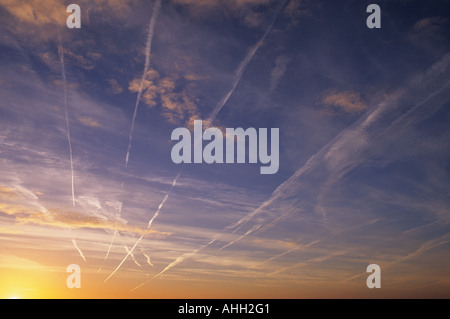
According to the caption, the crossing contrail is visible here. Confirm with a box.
[57,34,75,207]
[130,239,215,292]
[125,246,142,268]
[105,0,162,283]
[104,173,180,283]
[125,0,161,167]
[129,1,288,290]
[215,54,450,253]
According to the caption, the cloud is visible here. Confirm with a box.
[61,48,100,71]
[270,55,291,92]
[171,0,280,28]
[1,203,169,238]
[0,0,138,44]
[78,117,103,128]
[128,68,201,125]
[214,52,450,262]
[172,0,306,28]
[243,11,265,27]
[283,0,308,25]
[0,186,20,200]
[0,254,52,271]
[107,78,123,94]
[408,17,449,55]
[412,17,447,32]
[321,90,368,114]
[0,0,66,26]
[0,185,170,237]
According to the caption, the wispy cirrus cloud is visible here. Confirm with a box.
[128,68,200,125]
[1,0,450,298]
[0,186,171,237]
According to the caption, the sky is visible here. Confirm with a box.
[0,0,450,299]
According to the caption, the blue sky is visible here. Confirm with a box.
[0,0,450,298]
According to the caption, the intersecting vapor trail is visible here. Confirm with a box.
[216,53,450,254]
[103,0,161,281]
[126,246,142,268]
[130,239,215,292]
[130,0,289,291]
[57,34,75,207]
[125,0,161,167]
[132,32,450,293]
[104,173,180,283]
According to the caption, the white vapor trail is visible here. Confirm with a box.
[105,0,162,282]
[215,53,450,252]
[105,233,143,282]
[130,239,215,292]
[138,53,450,289]
[57,34,75,207]
[141,248,154,267]
[58,33,84,264]
[98,202,123,272]
[130,1,289,290]
[206,0,288,124]
[103,227,118,262]
[105,173,180,282]
[125,0,161,167]
[125,246,142,268]
[98,227,117,273]
[72,239,86,262]
[217,224,261,252]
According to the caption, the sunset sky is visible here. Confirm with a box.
[1,0,450,298]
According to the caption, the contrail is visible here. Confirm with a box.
[339,233,450,284]
[215,54,450,252]
[130,239,215,292]
[217,224,261,252]
[130,35,450,291]
[98,227,117,273]
[98,202,123,272]
[105,173,180,282]
[206,0,288,124]
[141,248,154,267]
[129,1,288,288]
[251,246,299,270]
[72,239,86,262]
[105,0,161,282]
[57,33,75,207]
[268,249,349,277]
[58,33,83,264]
[125,246,142,268]
[105,233,144,282]
[125,0,161,167]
